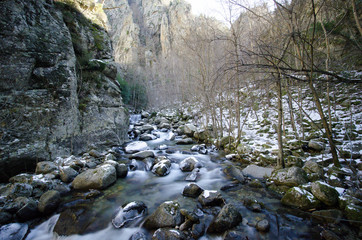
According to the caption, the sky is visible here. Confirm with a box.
[184,0,274,23]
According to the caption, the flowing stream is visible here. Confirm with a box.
[25,115,323,240]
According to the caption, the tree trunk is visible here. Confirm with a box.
[276,76,285,168]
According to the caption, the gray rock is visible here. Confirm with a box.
[72,164,117,190]
[0,223,28,240]
[256,219,270,232]
[198,190,225,206]
[179,157,200,172]
[139,124,155,133]
[242,165,273,179]
[116,163,128,178]
[35,161,58,174]
[223,165,245,183]
[141,111,150,118]
[269,167,308,187]
[112,201,148,228]
[60,167,78,183]
[192,222,205,239]
[184,124,197,137]
[207,204,242,233]
[281,187,320,210]
[185,168,200,182]
[143,201,182,230]
[182,183,203,198]
[193,129,210,142]
[139,133,156,141]
[223,231,247,240]
[308,140,325,151]
[129,231,148,240]
[176,138,194,145]
[152,159,172,177]
[125,141,148,153]
[303,160,323,181]
[311,209,342,224]
[38,190,61,214]
[131,150,155,159]
[89,149,102,158]
[311,181,339,206]
[159,122,171,129]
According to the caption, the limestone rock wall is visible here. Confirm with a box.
[0,0,128,182]
[104,0,192,68]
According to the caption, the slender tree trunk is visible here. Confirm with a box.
[352,0,362,37]
[287,80,297,136]
[276,75,285,168]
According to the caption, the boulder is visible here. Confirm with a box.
[143,201,182,230]
[131,150,155,159]
[185,168,200,182]
[311,181,339,206]
[193,129,210,142]
[179,157,200,172]
[192,222,205,239]
[38,190,61,214]
[207,204,242,233]
[152,228,185,240]
[344,204,362,227]
[176,138,194,145]
[308,140,325,151]
[60,167,78,183]
[35,161,58,174]
[116,163,128,178]
[198,190,225,206]
[223,165,245,183]
[125,141,148,154]
[182,183,203,198]
[15,198,38,221]
[184,124,197,137]
[139,134,156,141]
[269,167,308,187]
[242,165,273,179]
[141,111,150,118]
[72,164,116,190]
[89,149,102,158]
[281,187,320,210]
[159,122,171,129]
[0,223,28,240]
[112,201,148,228]
[302,160,323,181]
[139,124,154,133]
[152,159,172,177]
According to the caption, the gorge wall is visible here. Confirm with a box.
[0,0,128,182]
[104,0,192,70]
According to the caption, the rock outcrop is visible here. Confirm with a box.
[0,0,128,182]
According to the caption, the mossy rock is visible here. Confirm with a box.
[344,204,362,227]
[281,187,321,210]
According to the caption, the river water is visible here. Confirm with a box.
[25,115,322,240]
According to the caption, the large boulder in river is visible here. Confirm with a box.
[281,187,320,210]
[223,165,245,183]
[269,167,308,187]
[112,201,148,228]
[179,157,200,172]
[242,165,273,179]
[182,183,203,198]
[72,164,116,190]
[198,190,225,206]
[38,190,60,214]
[176,138,194,145]
[131,150,155,160]
[152,159,172,177]
[152,228,185,240]
[125,141,148,153]
[139,133,156,141]
[143,201,182,230]
[207,204,242,234]
[311,181,339,206]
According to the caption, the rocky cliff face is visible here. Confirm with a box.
[104,0,192,68]
[0,0,128,182]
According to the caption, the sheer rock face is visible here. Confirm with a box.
[0,0,127,182]
[104,0,192,67]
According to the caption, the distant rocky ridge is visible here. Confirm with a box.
[0,0,128,182]
[104,0,192,68]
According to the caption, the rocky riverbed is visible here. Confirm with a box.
[0,111,361,240]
